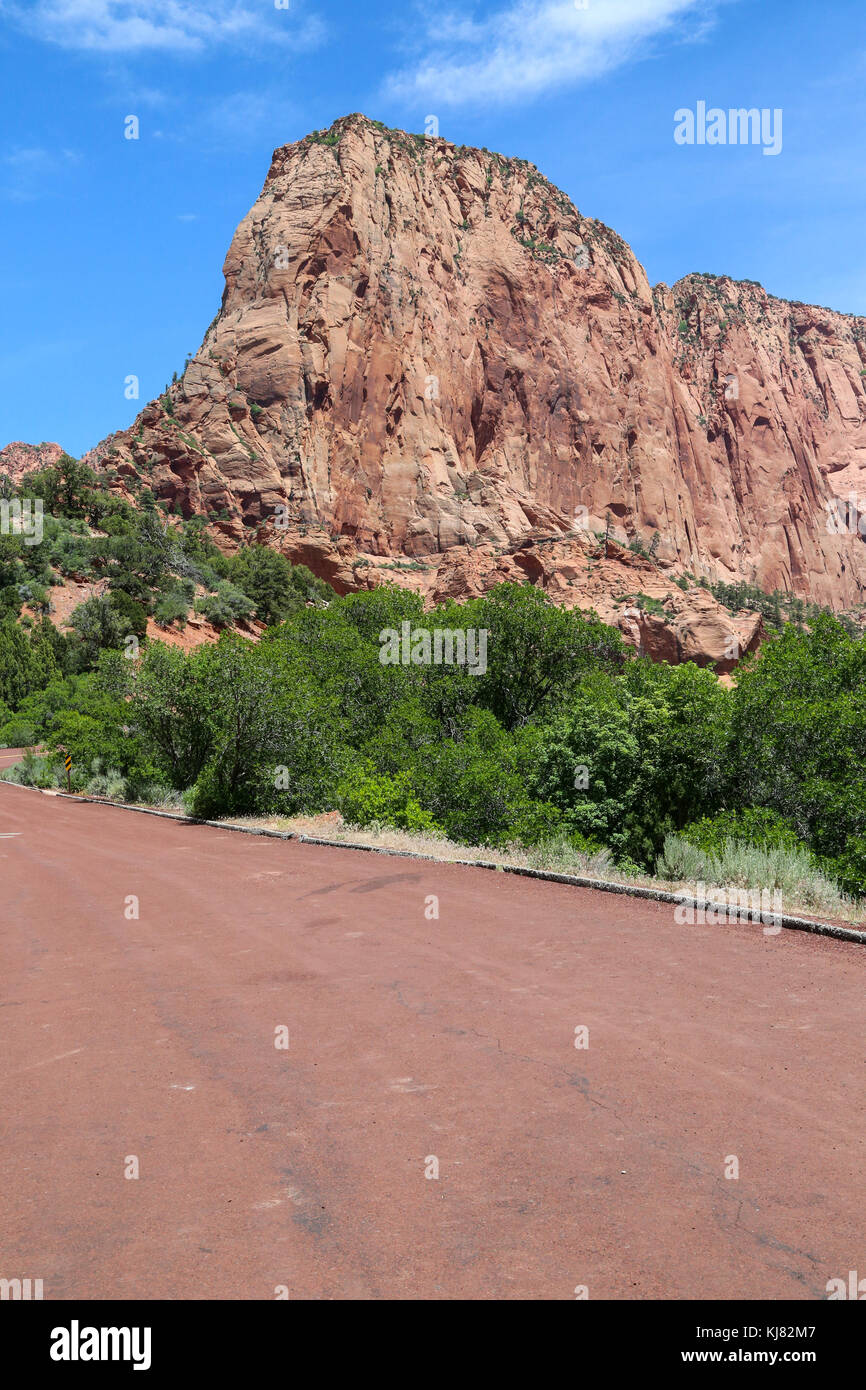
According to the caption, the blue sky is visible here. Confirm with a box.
[1,0,864,457]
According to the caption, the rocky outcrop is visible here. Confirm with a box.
[0,441,64,485]
[430,533,764,672]
[78,114,866,653]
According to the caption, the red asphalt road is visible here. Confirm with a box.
[1,767,865,1300]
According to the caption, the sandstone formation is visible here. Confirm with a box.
[0,441,64,485]
[64,114,866,653]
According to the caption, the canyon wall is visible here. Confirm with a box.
[76,114,866,629]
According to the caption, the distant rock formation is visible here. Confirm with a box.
[1,441,64,485]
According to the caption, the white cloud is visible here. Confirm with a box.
[1,1,325,55]
[385,0,721,107]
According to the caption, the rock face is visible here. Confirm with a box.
[430,534,766,674]
[0,441,64,485]
[82,113,866,646]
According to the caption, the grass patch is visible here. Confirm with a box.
[656,833,854,919]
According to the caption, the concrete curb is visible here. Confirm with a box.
[4,776,865,946]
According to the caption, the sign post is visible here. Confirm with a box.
[64,754,72,793]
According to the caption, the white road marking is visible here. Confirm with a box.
[6,1048,84,1077]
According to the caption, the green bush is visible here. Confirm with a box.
[728,615,866,860]
[0,619,58,706]
[68,595,129,669]
[529,660,730,866]
[195,581,255,628]
[0,718,35,748]
[153,588,191,627]
[1,750,63,789]
[409,707,563,847]
[821,835,866,899]
[109,589,148,639]
[680,808,802,856]
[84,761,128,800]
[337,767,437,832]
[655,834,714,882]
[226,546,320,626]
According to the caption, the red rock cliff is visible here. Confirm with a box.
[85,113,866,615]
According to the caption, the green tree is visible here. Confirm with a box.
[25,454,96,519]
[226,545,319,625]
[187,638,286,816]
[0,620,58,707]
[530,660,731,865]
[728,614,866,855]
[68,595,129,669]
[109,589,148,640]
[109,643,214,790]
[468,582,625,730]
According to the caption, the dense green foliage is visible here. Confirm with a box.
[724,616,866,894]
[0,455,332,669]
[2,567,863,892]
[0,619,59,708]
[1,456,864,896]
[679,808,803,856]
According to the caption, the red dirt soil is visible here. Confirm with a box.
[1,781,864,1300]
